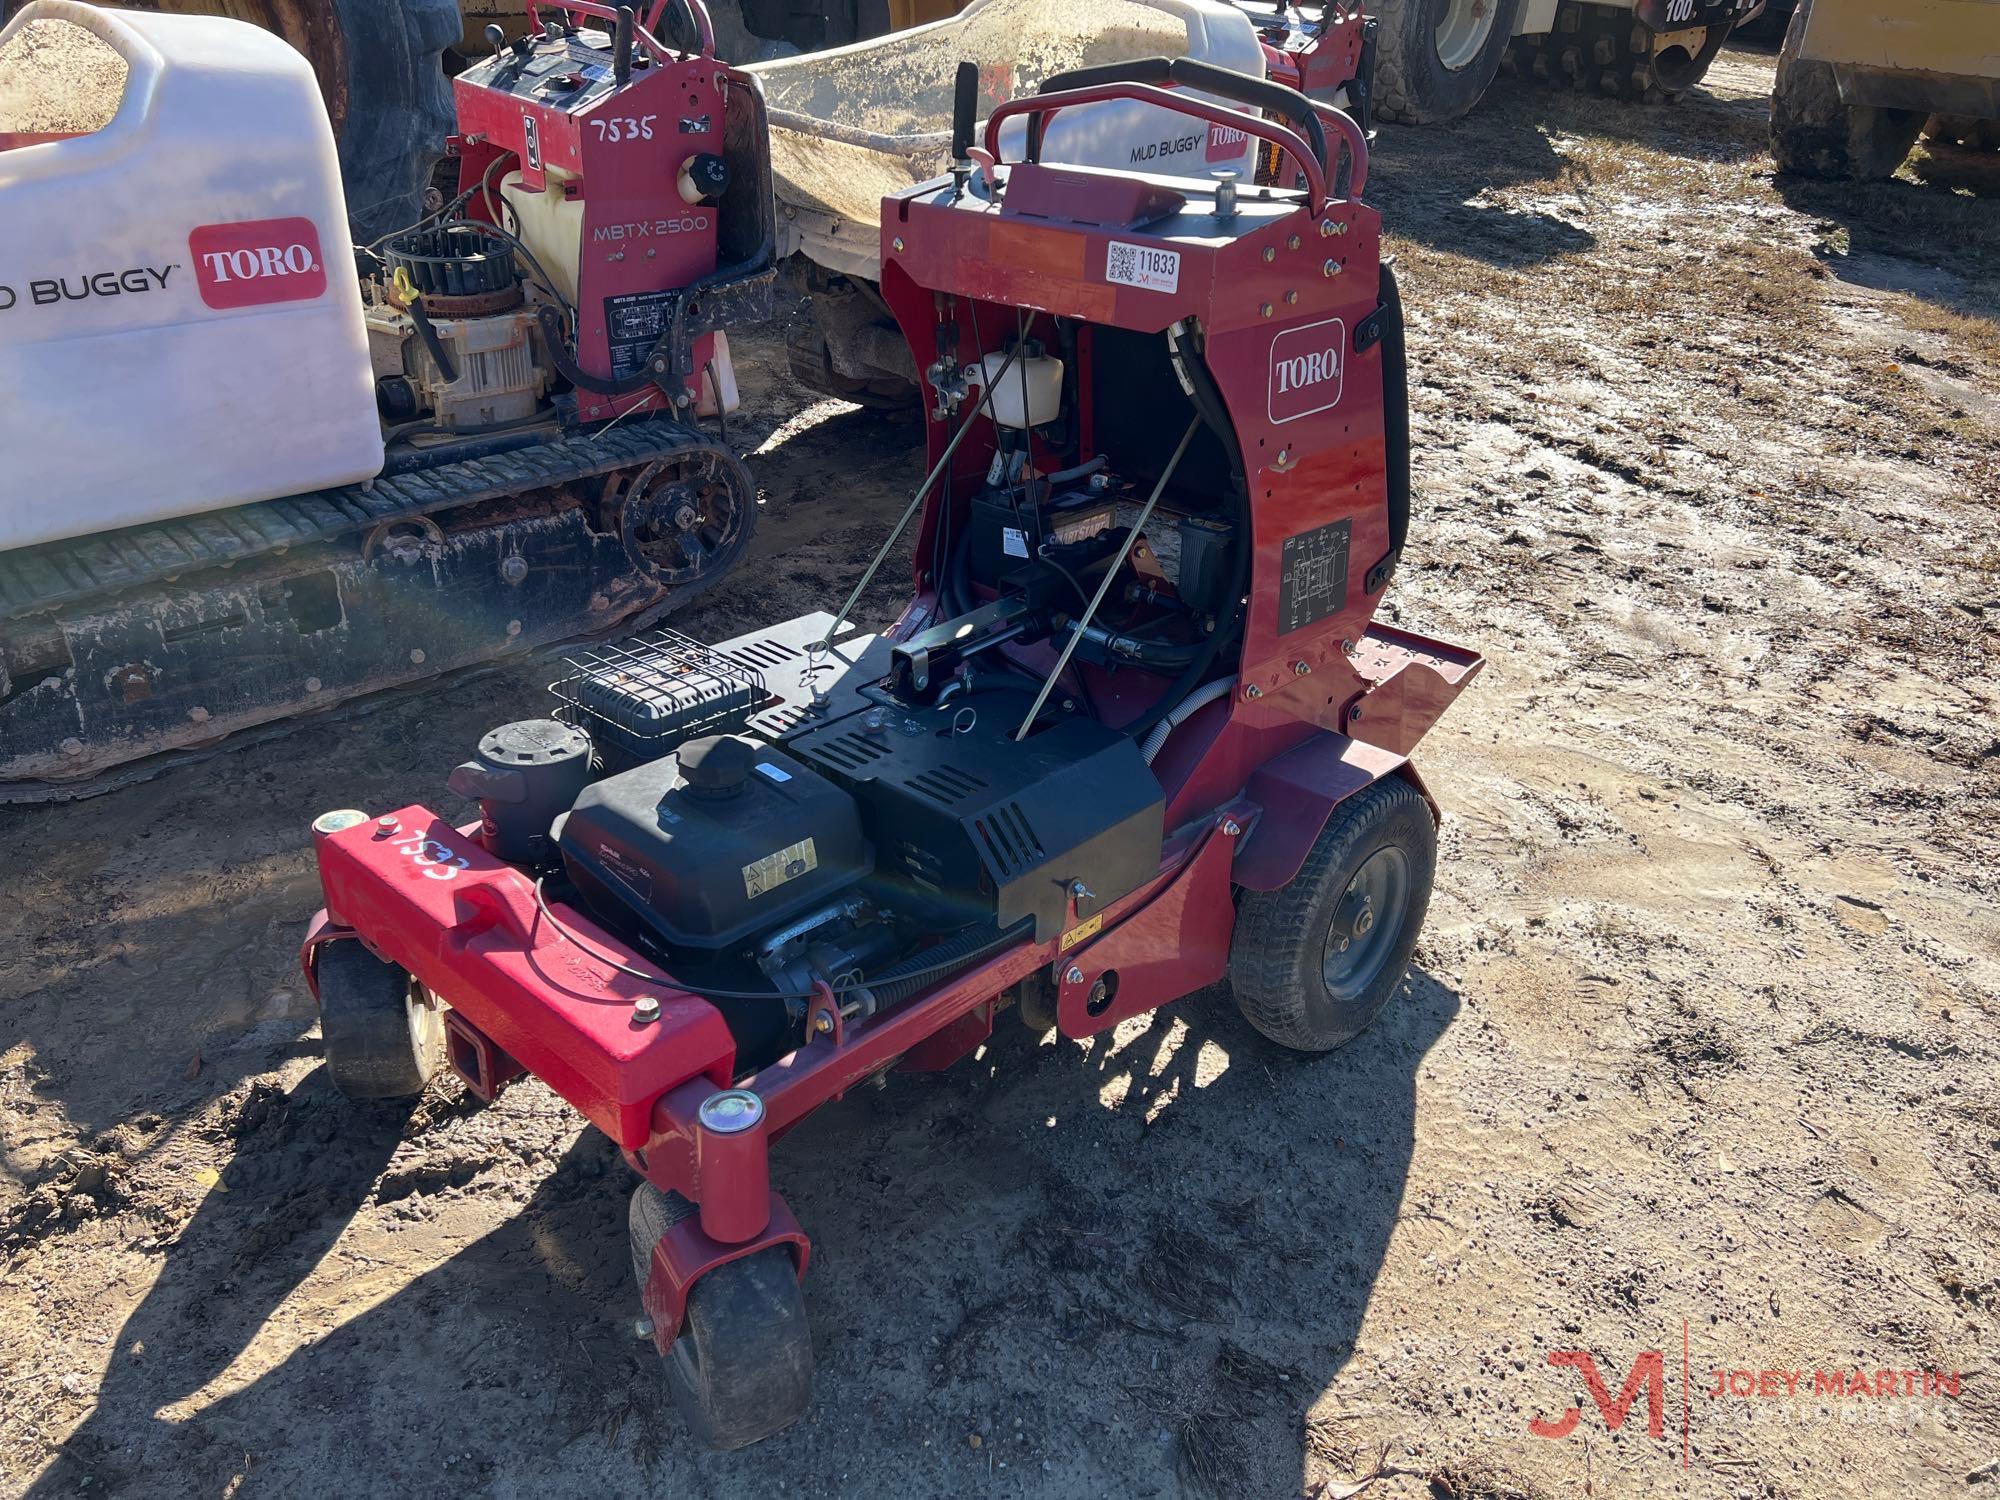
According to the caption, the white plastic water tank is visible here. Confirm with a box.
[988,0,1268,181]
[979,349,1063,429]
[0,1,381,553]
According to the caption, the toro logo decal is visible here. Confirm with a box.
[1267,316,1346,424]
[1206,122,1249,163]
[188,218,327,310]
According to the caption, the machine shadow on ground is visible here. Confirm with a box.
[29,964,1458,1496]
[1772,143,2000,316]
[1367,110,1594,269]
[1370,50,1788,274]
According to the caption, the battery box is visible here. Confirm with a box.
[969,488,1116,589]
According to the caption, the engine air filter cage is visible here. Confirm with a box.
[551,629,771,768]
[381,223,520,300]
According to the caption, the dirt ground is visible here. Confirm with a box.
[4,42,1998,1500]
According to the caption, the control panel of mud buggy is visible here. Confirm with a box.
[450,0,776,421]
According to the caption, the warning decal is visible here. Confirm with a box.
[743,837,819,900]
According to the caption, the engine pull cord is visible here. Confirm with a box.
[391,266,460,385]
[816,340,1022,655]
[1011,414,1200,741]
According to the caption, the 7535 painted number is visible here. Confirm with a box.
[591,114,658,143]
[391,830,469,880]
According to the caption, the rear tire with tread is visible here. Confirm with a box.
[1373,0,1523,125]
[628,1182,814,1451]
[1229,777,1436,1052]
[1770,0,1923,178]
[317,941,445,1100]
[328,0,459,242]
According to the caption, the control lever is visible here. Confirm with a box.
[949,59,977,198]
[613,4,636,86]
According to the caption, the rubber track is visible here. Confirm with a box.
[1504,1,1727,104]
[0,417,714,624]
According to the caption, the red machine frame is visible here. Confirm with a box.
[304,80,1478,1353]
[446,0,767,423]
[1252,0,1372,105]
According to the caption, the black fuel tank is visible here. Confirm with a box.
[555,735,871,950]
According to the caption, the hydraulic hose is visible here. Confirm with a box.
[1139,673,1238,765]
[1042,453,1107,487]
[1059,619,1204,668]
[868,919,1032,1006]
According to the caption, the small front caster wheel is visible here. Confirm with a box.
[1229,776,1436,1051]
[629,1183,813,1450]
[316,941,445,1099]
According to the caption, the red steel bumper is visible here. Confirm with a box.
[310,810,739,1149]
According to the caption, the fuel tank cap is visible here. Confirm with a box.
[677,734,755,796]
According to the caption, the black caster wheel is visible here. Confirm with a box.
[316,940,445,1099]
[629,1183,813,1450]
[1229,776,1436,1052]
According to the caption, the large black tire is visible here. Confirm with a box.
[327,0,459,242]
[317,941,446,1100]
[1509,2,1730,104]
[97,0,459,243]
[629,1183,814,1450]
[1229,777,1436,1052]
[1374,0,1525,125]
[1770,0,1923,179]
[784,319,915,411]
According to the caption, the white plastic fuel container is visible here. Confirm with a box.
[0,1,381,552]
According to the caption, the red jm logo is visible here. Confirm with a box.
[1529,1350,1667,1440]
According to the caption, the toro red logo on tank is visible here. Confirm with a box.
[1206,122,1249,162]
[1267,316,1347,425]
[188,218,327,310]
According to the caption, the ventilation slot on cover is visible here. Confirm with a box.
[754,703,810,734]
[898,840,946,893]
[905,763,988,806]
[972,801,1045,877]
[727,637,797,670]
[813,732,891,770]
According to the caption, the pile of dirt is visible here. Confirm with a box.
[0,18,127,137]
[753,0,1193,137]
[754,0,1207,223]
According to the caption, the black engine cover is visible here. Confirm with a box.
[555,738,871,950]
[784,699,1164,941]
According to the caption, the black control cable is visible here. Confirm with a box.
[531,876,1023,1003]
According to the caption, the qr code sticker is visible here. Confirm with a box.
[1106,240,1180,293]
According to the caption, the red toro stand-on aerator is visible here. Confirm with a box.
[301,59,1481,1448]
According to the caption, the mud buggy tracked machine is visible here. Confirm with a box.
[301,60,1481,1448]
[0,0,774,794]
